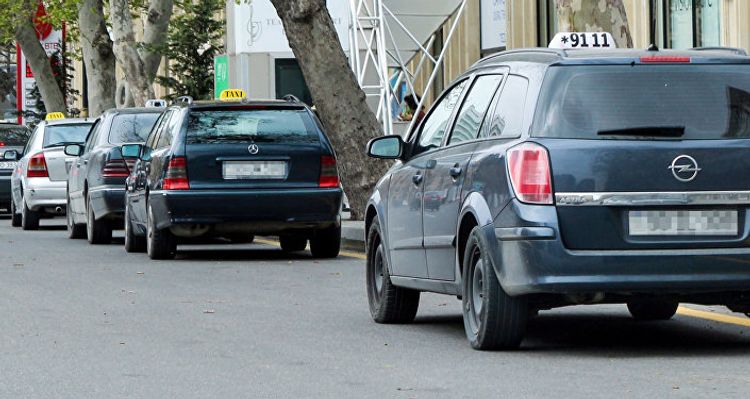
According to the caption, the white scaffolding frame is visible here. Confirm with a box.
[348,0,468,136]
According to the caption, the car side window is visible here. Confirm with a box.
[24,125,41,155]
[448,74,503,146]
[147,111,171,149]
[482,75,529,139]
[84,120,102,154]
[412,79,469,157]
[156,111,175,149]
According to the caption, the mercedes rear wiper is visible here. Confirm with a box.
[597,126,685,138]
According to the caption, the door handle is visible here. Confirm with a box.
[412,173,423,185]
[83,159,88,165]
[449,164,463,178]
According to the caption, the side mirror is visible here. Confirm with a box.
[366,135,404,160]
[2,150,19,161]
[64,144,83,157]
[121,144,143,159]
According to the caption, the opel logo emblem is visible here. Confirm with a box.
[668,155,701,182]
[248,144,259,155]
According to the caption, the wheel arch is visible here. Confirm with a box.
[456,192,497,286]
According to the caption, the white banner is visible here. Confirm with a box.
[481,0,507,50]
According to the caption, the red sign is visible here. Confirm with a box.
[34,2,53,40]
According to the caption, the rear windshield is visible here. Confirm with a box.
[533,65,750,140]
[186,108,319,144]
[43,123,93,148]
[0,125,30,146]
[108,113,161,144]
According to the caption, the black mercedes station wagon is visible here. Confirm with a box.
[365,41,750,350]
[122,93,343,260]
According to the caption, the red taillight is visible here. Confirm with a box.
[0,142,5,147]
[163,156,189,190]
[102,159,130,178]
[507,142,553,205]
[640,56,691,63]
[319,155,339,188]
[27,153,48,178]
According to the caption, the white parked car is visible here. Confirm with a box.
[10,117,94,229]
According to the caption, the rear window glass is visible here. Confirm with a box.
[43,124,93,148]
[108,113,161,144]
[187,109,319,144]
[0,125,30,146]
[533,65,750,140]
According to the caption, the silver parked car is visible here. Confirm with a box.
[10,117,94,229]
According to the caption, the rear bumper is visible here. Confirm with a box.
[23,178,67,211]
[488,200,750,296]
[89,186,126,220]
[149,188,343,233]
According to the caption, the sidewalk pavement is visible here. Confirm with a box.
[341,220,365,251]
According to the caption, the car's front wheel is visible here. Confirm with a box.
[21,198,39,231]
[67,195,85,239]
[146,202,176,260]
[86,197,112,244]
[10,198,21,227]
[627,299,679,321]
[124,203,146,253]
[366,218,420,323]
[462,227,528,350]
[310,226,341,258]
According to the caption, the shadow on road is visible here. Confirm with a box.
[175,247,315,262]
[412,310,750,356]
[37,225,67,231]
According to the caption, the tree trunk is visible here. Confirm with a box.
[109,0,156,106]
[78,0,116,116]
[270,0,388,220]
[141,0,174,79]
[14,13,67,114]
[555,0,633,48]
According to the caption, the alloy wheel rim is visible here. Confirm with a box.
[373,244,385,296]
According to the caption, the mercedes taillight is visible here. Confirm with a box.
[163,157,190,190]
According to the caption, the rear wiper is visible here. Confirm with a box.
[44,141,82,148]
[597,126,685,138]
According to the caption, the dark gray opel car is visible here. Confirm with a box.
[365,47,750,350]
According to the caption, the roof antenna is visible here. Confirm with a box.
[648,0,659,51]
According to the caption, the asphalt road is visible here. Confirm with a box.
[1,218,750,398]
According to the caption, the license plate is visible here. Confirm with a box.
[222,161,287,179]
[628,210,738,236]
[0,161,16,170]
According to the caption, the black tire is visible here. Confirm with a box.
[462,227,528,350]
[366,219,420,323]
[86,198,112,245]
[280,235,307,252]
[21,199,40,230]
[146,203,176,260]
[124,203,146,253]
[67,195,86,239]
[10,198,21,227]
[227,234,255,244]
[310,226,341,258]
[627,299,679,321]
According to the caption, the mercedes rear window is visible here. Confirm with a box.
[108,112,161,144]
[43,123,93,148]
[0,125,30,146]
[186,108,319,144]
[532,65,750,140]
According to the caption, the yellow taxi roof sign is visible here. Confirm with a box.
[45,112,66,121]
[219,89,247,101]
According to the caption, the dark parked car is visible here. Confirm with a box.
[365,45,750,350]
[0,121,30,214]
[123,93,343,260]
[65,108,163,244]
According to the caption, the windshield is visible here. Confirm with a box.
[187,108,319,144]
[0,125,30,146]
[108,112,161,144]
[532,65,750,140]
[43,123,93,147]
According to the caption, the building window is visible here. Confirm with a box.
[661,0,721,49]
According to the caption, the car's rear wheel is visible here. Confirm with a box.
[67,196,85,239]
[462,227,528,350]
[280,236,307,252]
[124,203,146,253]
[310,226,341,258]
[86,197,112,244]
[147,202,176,260]
[627,299,679,321]
[21,198,39,231]
[10,198,21,227]
[366,219,420,323]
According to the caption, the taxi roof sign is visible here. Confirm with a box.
[45,112,66,121]
[549,32,617,49]
[219,89,247,101]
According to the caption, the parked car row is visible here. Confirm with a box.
[5,90,344,261]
